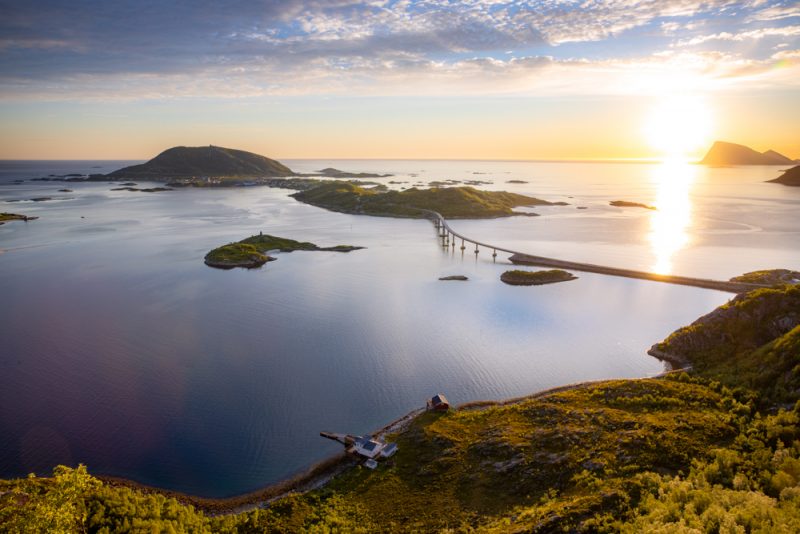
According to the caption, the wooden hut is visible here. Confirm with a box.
[427,393,450,411]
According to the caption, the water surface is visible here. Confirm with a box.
[0,159,796,496]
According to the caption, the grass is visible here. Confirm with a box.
[291,182,560,219]
[3,277,800,532]
[205,233,363,268]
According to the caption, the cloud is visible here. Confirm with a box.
[0,0,798,101]
[675,24,800,45]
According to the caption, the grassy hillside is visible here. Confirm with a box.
[292,182,560,219]
[650,285,800,405]
[2,286,799,532]
[107,146,293,179]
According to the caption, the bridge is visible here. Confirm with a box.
[420,209,768,294]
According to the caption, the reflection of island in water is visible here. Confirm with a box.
[647,161,695,275]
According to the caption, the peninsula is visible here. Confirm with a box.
[291,182,563,219]
[767,165,800,186]
[3,284,798,532]
[205,233,363,269]
[699,141,796,166]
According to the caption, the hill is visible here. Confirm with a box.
[292,182,562,219]
[3,285,800,532]
[768,165,800,186]
[700,141,795,165]
[649,284,800,405]
[106,146,293,179]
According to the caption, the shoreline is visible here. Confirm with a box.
[97,407,426,515]
[87,366,692,515]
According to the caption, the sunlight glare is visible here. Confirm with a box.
[648,161,696,274]
[645,96,712,160]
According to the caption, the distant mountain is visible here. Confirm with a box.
[107,146,293,179]
[767,165,800,186]
[699,141,795,165]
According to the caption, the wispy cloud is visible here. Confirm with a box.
[0,0,798,101]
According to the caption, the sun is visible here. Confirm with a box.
[644,96,712,160]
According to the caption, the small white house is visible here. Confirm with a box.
[352,435,385,459]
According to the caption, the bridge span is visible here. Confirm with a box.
[420,209,768,295]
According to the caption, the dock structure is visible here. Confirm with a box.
[320,432,398,462]
[421,209,771,295]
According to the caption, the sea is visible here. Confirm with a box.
[0,159,797,497]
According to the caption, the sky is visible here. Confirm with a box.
[0,0,799,160]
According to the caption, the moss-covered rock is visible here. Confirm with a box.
[500,269,577,286]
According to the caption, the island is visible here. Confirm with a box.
[500,269,577,285]
[610,200,656,210]
[699,140,796,165]
[767,165,800,186]
[205,233,364,269]
[110,187,173,193]
[506,179,528,184]
[291,182,565,219]
[0,213,38,225]
[306,168,392,179]
[438,275,468,281]
[103,145,294,181]
[3,284,798,532]
[729,268,800,286]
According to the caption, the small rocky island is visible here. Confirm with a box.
[292,182,565,219]
[500,269,577,286]
[205,233,364,269]
[110,186,173,193]
[610,200,656,210]
[0,213,38,225]
[439,275,468,281]
[767,165,800,186]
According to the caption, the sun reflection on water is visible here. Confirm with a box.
[648,160,696,274]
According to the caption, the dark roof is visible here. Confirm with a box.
[361,441,378,451]
[432,394,449,405]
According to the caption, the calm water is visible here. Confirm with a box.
[0,159,797,497]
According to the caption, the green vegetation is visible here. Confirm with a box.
[106,145,293,179]
[730,269,800,286]
[204,243,274,269]
[651,284,800,405]
[291,182,561,219]
[501,269,577,286]
[2,286,799,532]
[205,233,363,269]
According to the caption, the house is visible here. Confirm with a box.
[320,431,399,464]
[351,435,386,459]
[427,393,450,411]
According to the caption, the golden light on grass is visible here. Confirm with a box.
[644,95,712,161]
[648,160,696,275]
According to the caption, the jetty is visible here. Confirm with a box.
[420,209,770,294]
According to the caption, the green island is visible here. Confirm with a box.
[204,234,364,269]
[291,182,564,219]
[2,283,798,532]
[0,213,38,225]
[500,269,578,286]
